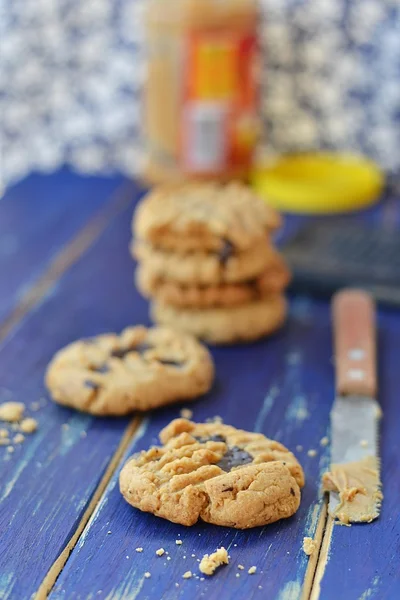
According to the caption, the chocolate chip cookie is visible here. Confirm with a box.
[46,327,214,415]
[136,253,290,308]
[131,238,276,285]
[119,418,304,528]
[133,182,282,252]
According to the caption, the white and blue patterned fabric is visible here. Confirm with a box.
[1,0,399,190]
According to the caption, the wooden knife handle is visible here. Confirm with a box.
[332,289,377,397]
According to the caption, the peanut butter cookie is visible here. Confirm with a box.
[120,418,304,528]
[133,182,282,252]
[46,327,214,415]
[131,238,276,285]
[151,295,287,344]
[136,254,290,308]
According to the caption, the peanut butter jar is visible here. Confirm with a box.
[142,0,260,184]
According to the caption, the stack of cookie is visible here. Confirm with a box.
[131,182,291,344]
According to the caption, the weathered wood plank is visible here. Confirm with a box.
[0,190,146,600]
[50,296,335,600]
[315,308,400,600]
[0,168,123,325]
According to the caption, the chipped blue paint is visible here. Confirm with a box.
[59,414,93,456]
[277,580,302,600]
[0,428,44,503]
[284,394,309,423]
[274,348,310,440]
[103,574,147,600]
[253,385,279,432]
[358,576,380,600]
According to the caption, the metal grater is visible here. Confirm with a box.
[282,221,400,307]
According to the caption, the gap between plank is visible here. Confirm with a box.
[35,415,144,600]
[308,515,334,600]
[0,179,136,342]
[301,500,334,600]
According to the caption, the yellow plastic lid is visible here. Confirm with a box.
[251,153,384,214]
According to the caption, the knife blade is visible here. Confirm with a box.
[324,289,382,524]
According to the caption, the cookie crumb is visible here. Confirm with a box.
[107,531,112,535]
[176,540,183,545]
[296,445,303,452]
[0,402,24,422]
[182,571,192,579]
[13,433,25,444]
[136,547,143,552]
[144,572,151,579]
[180,408,193,419]
[191,554,196,557]
[238,565,244,570]
[236,573,240,578]
[206,415,223,424]
[156,548,165,556]
[199,547,229,576]
[359,439,369,448]
[248,566,257,574]
[175,583,179,588]
[0,438,10,446]
[0,428,8,438]
[19,417,37,433]
[7,446,14,453]
[307,449,317,457]
[320,437,329,447]
[30,401,41,411]
[167,556,171,561]
[303,537,317,556]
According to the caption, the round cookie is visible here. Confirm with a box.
[133,182,282,252]
[45,327,214,415]
[151,296,287,344]
[119,418,304,529]
[131,238,277,285]
[138,268,287,308]
[136,255,291,308]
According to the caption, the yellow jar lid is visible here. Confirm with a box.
[251,153,384,214]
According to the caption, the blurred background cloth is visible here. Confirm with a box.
[1,0,399,190]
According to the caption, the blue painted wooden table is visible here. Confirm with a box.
[0,171,399,600]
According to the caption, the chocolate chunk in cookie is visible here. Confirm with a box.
[217,446,253,472]
[120,418,305,529]
[45,327,214,415]
[218,240,234,266]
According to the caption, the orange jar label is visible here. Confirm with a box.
[180,31,258,175]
